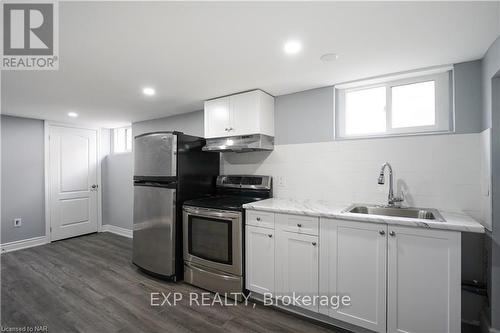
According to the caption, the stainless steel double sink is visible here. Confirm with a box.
[343,204,446,222]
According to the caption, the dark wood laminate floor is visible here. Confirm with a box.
[1,232,343,333]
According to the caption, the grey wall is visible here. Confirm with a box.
[102,152,134,230]
[478,35,500,331]
[482,36,500,130]
[1,115,45,243]
[133,110,204,138]
[275,86,334,145]
[491,76,500,330]
[489,56,500,332]
[454,60,483,134]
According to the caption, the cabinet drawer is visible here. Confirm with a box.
[276,213,319,236]
[246,210,275,229]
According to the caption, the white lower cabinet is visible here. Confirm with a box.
[387,226,461,333]
[276,230,319,312]
[246,210,461,333]
[320,218,387,333]
[245,225,275,294]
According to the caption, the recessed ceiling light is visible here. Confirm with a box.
[284,40,302,55]
[142,87,156,96]
[67,112,78,118]
[320,53,339,62]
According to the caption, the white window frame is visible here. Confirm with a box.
[335,67,454,139]
[112,126,132,153]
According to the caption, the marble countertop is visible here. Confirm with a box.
[243,198,485,233]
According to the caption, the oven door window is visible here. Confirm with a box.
[188,215,232,265]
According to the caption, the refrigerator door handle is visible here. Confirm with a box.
[134,180,176,188]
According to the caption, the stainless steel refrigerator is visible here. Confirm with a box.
[132,132,219,280]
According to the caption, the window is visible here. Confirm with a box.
[335,68,453,139]
[113,127,132,153]
[345,86,386,135]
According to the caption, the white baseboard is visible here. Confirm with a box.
[1,235,48,254]
[101,224,133,238]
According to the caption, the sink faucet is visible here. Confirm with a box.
[378,162,404,207]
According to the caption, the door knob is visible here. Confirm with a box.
[256,217,261,221]
[379,230,385,235]
[268,234,273,238]
[389,231,396,236]
[297,223,302,227]
[312,242,317,246]
[91,184,98,190]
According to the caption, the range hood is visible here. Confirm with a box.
[202,134,274,152]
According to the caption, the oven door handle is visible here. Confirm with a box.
[185,262,241,281]
[183,206,241,219]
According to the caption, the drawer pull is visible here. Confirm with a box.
[379,230,385,235]
[297,223,302,227]
[268,234,273,238]
[312,242,317,246]
[389,231,396,237]
[256,217,261,221]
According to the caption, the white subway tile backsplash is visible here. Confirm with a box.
[222,133,483,216]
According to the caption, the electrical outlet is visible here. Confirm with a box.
[13,218,22,227]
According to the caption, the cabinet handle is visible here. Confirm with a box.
[312,242,317,246]
[256,217,261,221]
[224,128,229,131]
[389,231,396,236]
[297,223,302,227]
[229,127,234,131]
[379,230,385,235]
[268,234,273,238]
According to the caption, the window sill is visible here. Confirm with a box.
[334,129,455,141]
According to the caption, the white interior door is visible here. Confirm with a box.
[48,125,98,241]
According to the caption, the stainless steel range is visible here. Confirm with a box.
[182,175,272,296]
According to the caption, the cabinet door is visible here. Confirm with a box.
[230,90,260,136]
[245,226,275,295]
[387,226,460,333]
[320,218,387,333]
[276,231,319,312]
[204,97,231,138]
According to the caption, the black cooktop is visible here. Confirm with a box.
[183,195,267,212]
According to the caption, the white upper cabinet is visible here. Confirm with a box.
[204,96,231,138]
[387,226,460,333]
[204,90,274,138]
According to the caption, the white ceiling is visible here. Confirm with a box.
[2,1,499,128]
